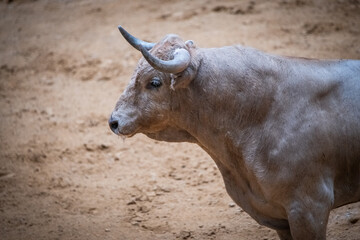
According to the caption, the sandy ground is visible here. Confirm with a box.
[0,0,359,239]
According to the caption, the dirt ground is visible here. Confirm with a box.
[0,0,359,239]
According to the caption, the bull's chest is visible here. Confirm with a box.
[197,134,289,229]
[217,157,289,230]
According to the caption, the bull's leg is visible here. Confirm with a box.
[286,202,331,240]
[276,229,293,240]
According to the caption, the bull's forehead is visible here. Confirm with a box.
[133,58,156,80]
[125,60,158,92]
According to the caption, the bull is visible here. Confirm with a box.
[109,26,360,240]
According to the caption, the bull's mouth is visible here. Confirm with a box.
[112,126,139,138]
[117,130,137,138]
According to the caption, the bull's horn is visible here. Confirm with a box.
[118,25,155,51]
[139,46,191,74]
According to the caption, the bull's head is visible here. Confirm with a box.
[109,26,198,142]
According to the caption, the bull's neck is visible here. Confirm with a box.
[171,46,280,166]
[169,47,289,222]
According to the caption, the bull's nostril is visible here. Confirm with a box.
[109,120,119,132]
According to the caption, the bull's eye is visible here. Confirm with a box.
[147,77,162,89]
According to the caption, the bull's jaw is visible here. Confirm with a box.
[143,126,197,143]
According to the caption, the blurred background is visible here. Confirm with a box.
[0,0,359,239]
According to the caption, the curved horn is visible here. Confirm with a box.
[118,25,155,51]
[139,46,191,74]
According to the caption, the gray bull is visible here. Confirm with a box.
[109,26,360,240]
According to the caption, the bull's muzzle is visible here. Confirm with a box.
[108,114,120,135]
[108,110,139,137]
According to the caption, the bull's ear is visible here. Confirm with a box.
[170,63,196,90]
[185,40,195,48]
